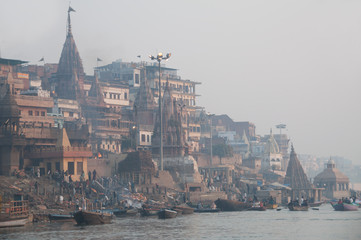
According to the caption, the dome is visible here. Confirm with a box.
[314,167,349,182]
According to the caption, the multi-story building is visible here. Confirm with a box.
[97,59,203,152]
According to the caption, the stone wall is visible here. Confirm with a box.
[195,153,242,167]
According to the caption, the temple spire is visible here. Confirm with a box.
[67,6,75,36]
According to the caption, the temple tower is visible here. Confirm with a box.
[285,145,313,199]
[55,7,85,100]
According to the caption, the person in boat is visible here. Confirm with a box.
[338,199,342,204]
[302,199,308,206]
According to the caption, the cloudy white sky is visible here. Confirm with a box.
[1,0,360,164]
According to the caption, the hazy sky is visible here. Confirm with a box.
[1,0,360,164]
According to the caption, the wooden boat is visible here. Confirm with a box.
[112,209,127,217]
[73,210,113,225]
[140,208,160,217]
[0,200,29,228]
[330,202,358,211]
[158,209,177,219]
[173,205,194,215]
[48,214,75,222]
[113,208,138,217]
[265,204,278,209]
[194,208,220,213]
[288,204,309,211]
[248,206,266,211]
[309,201,323,207]
[214,199,252,211]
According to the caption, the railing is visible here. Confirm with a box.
[29,146,91,153]
[8,200,29,217]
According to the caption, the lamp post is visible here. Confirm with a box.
[149,52,171,171]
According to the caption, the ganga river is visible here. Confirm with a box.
[1,205,360,240]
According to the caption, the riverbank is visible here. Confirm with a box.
[1,204,360,240]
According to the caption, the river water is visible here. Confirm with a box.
[1,205,360,240]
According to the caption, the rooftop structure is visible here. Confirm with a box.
[314,159,350,199]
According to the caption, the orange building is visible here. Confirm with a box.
[25,128,92,181]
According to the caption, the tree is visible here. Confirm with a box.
[213,143,233,164]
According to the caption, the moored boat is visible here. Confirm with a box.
[330,202,358,211]
[173,205,194,215]
[0,200,29,228]
[158,209,177,219]
[265,204,278,209]
[214,198,252,211]
[288,205,309,211]
[73,210,113,225]
[248,206,266,211]
[194,208,220,213]
[309,201,323,207]
[48,214,75,222]
[140,208,160,217]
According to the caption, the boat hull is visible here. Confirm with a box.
[158,209,177,219]
[194,208,220,213]
[331,202,358,211]
[140,208,160,217]
[48,214,75,222]
[309,201,323,207]
[265,204,278,209]
[288,205,309,211]
[73,210,112,225]
[0,217,28,228]
[173,206,194,215]
[214,199,252,211]
[248,206,266,211]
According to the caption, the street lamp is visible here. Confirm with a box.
[149,52,171,171]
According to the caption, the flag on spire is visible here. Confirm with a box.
[68,6,76,13]
[39,57,44,62]
[97,58,102,62]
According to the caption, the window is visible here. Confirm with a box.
[124,92,128,99]
[69,112,74,117]
[19,110,22,115]
[141,134,146,142]
[135,74,140,84]
[68,162,74,175]
[104,93,107,98]
[28,110,33,116]
[55,162,60,172]
[77,162,83,175]
[41,111,45,116]
[147,135,150,142]
[35,111,39,116]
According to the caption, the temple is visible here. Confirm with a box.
[54,8,85,100]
